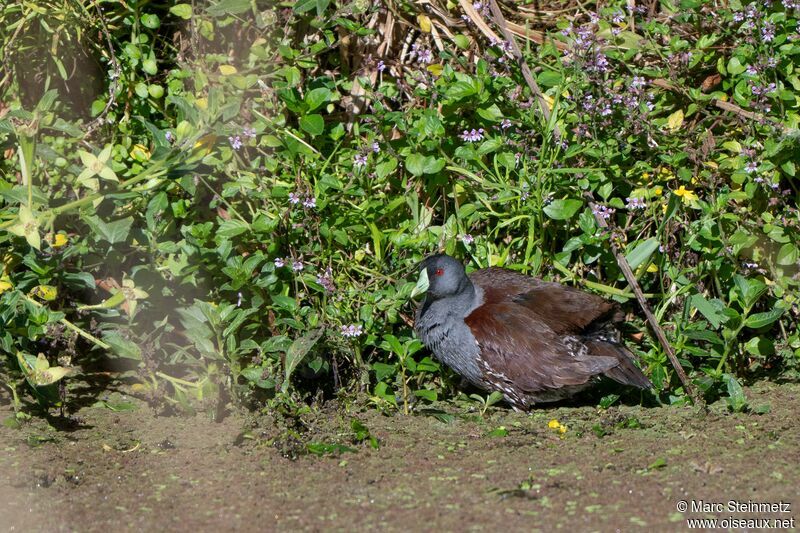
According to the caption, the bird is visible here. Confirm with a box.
[411,254,651,410]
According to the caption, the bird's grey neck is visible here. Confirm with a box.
[422,282,481,319]
[416,282,485,387]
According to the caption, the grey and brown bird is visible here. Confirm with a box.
[411,254,651,410]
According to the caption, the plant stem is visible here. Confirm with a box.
[22,294,110,350]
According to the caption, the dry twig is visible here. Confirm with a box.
[584,192,699,402]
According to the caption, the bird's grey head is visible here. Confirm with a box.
[411,254,471,300]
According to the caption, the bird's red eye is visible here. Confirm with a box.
[435,268,444,276]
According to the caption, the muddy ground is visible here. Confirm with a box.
[1,380,798,532]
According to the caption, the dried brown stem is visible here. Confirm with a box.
[486,0,559,136]
[84,1,120,139]
[584,192,699,401]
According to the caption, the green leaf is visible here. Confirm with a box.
[537,70,562,87]
[413,389,437,402]
[486,391,505,407]
[445,81,477,101]
[169,4,193,19]
[453,34,470,49]
[207,0,252,16]
[723,373,747,412]
[135,82,149,98]
[306,442,357,455]
[406,153,426,177]
[726,57,746,75]
[142,58,158,75]
[372,362,396,381]
[543,199,583,220]
[217,219,250,238]
[140,13,160,29]
[282,328,324,392]
[84,215,134,244]
[777,243,798,266]
[293,0,318,13]
[304,87,332,112]
[745,308,784,329]
[485,426,508,438]
[690,294,725,329]
[476,104,503,122]
[625,238,660,271]
[423,156,445,174]
[733,275,766,308]
[299,114,324,136]
[103,332,143,360]
[77,290,126,311]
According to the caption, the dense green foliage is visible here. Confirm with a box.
[1,0,798,416]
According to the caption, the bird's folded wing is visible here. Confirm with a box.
[464,302,618,393]
[511,283,621,334]
[469,268,621,334]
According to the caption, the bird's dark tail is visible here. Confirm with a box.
[585,339,652,389]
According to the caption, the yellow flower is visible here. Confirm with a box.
[548,419,561,429]
[642,172,650,180]
[52,233,68,248]
[653,186,663,196]
[674,185,698,204]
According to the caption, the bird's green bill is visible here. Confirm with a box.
[410,268,429,299]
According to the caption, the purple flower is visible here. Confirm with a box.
[460,233,474,245]
[372,141,380,153]
[242,127,256,139]
[288,192,301,205]
[766,56,778,68]
[500,119,512,130]
[377,60,386,72]
[412,44,433,64]
[302,196,316,209]
[274,257,285,268]
[590,53,610,73]
[340,324,363,338]
[746,65,758,76]
[745,161,759,173]
[592,204,616,221]
[762,22,775,42]
[228,136,242,150]
[354,154,368,167]
[612,10,625,23]
[317,267,335,292]
[418,49,433,63]
[626,197,647,210]
[165,131,175,143]
[460,128,485,142]
[292,260,304,272]
[631,76,646,90]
